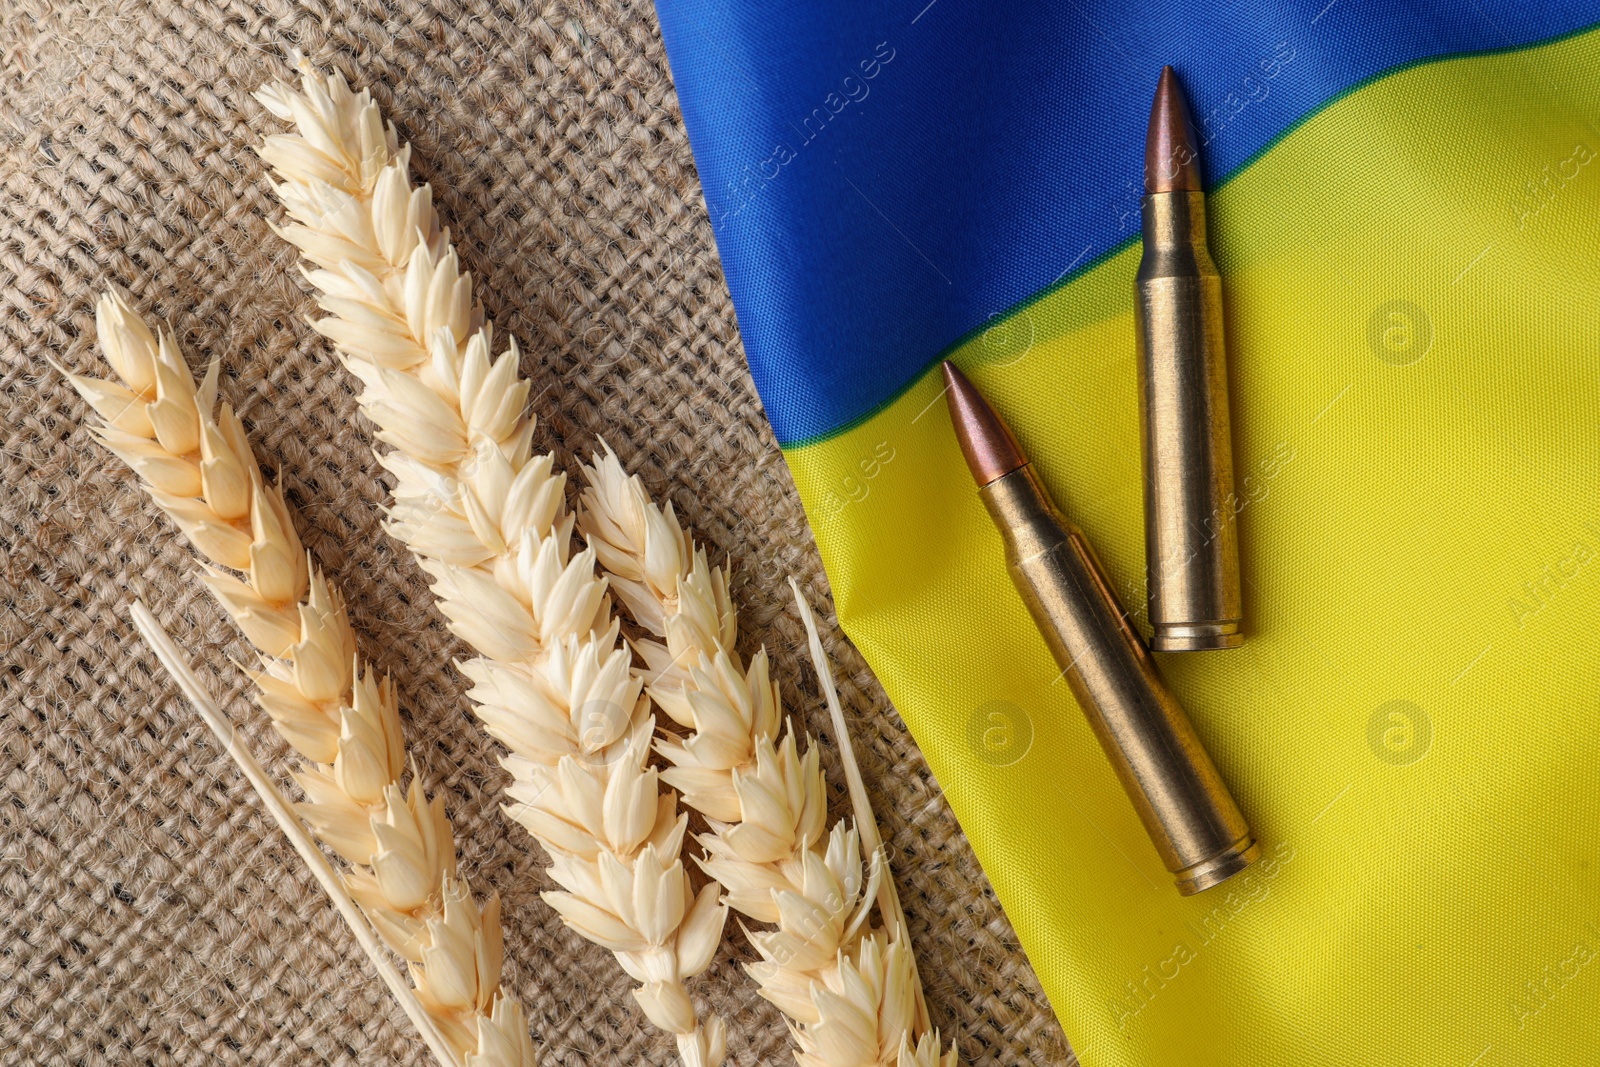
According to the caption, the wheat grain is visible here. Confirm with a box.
[578,447,958,1066]
[63,288,538,1066]
[253,57,727,1067]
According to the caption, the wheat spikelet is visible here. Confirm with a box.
[62,288,538,1066]
[578,447,958,1067]
[252,56,727,1066]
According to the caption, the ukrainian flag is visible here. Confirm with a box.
[655,3,1600,1062]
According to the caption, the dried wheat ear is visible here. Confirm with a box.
[254,56,727,1067]
[580,450,960,1067]
[61,289,538,1066]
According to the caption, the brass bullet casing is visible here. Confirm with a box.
[942,362,1257,895]
[1137,68,1244,652]
[981,466,1258,894]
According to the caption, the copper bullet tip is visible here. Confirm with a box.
[943,361,1028,486]
[1145,65,1203,194]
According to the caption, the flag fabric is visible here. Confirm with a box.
[654,3,1600,1063]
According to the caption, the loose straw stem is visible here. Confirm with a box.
[788,580,931,1035]
[129,601,459,1067]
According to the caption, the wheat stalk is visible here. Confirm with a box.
[578,448,958,1066]
[128,601,462,1067]
[61,288,538,1066]
[252,57,727,1067]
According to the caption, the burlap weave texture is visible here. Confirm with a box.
[0,0,1071,1063]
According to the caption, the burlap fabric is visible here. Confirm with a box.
[0,1,1073,1063]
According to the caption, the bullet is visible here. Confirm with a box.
[1137,66,1245,651]
[944,362,1258,895]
